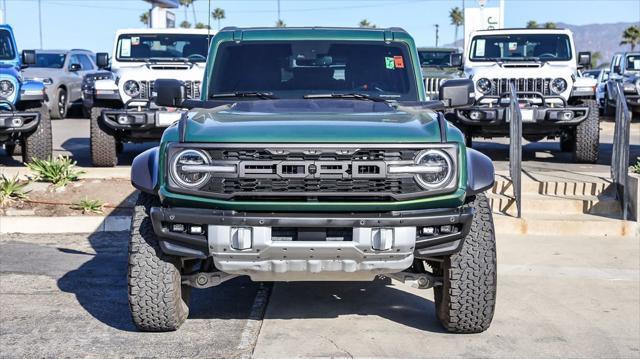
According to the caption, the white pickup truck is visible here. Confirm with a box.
[453,28,599,163]
[89,28,211,166]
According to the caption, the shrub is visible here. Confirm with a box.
[0,175,28,207]
[27,156,84,187]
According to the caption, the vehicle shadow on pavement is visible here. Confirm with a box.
[58,138,156,167]
[264,277,447,333]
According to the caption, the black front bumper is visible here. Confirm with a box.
[99,107,173,140]
[0,110,40,135]
[625,95,640,109]
[149,206,474,259]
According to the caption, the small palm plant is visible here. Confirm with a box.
[27,156,84,188]
[71,197,104,215]
[0,175,28,207]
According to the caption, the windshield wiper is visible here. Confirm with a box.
[210,91,278,99]
[303,93,389,102]
[147,57,190,63]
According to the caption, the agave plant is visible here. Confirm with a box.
[26,156,85,188]
[0,174,28,207]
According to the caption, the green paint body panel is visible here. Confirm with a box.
[156,27,470,212]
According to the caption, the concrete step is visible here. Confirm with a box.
[494,213,637,238]
[487,192,622,216]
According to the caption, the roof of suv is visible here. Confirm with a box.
[115,28,214,36]
[215,26,412,42]
[470,28,573,37]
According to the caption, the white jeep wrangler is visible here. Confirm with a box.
[90,28,211,167]
[453,28,599,163]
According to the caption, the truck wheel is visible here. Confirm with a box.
[21,103,52,163]
[572,99,599,163]
[51,88,68,119]
[434,193,496,333]
[90,107,117,167]
[128,192,191,332]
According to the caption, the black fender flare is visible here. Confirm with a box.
[466,147,495,196]
[131,147,159,194]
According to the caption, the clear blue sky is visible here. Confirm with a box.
[4,0,640,53]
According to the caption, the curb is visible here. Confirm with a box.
[0,215,131,234]
[0,167,130,180]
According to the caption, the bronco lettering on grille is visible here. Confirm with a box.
[237,161,387,179]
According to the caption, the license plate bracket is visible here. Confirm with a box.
[156,112,182,127]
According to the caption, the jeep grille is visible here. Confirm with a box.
[138,80,201,100]
[486,78,552,97]
[424,77,445,98]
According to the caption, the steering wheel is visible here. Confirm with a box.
[356,82,386,92]
[538,53,557,59]
[187,54,206,61]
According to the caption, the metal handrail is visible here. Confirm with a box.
[610,82,632,220]
[507,83,523,218]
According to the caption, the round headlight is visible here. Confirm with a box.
[170,149,211,189]
[476,78,492,93]
[0,80,15,98]
[550,78,567,94]
[123,80,140,97]
[414,149,453,189]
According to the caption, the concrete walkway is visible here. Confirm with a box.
[253,234,640,358]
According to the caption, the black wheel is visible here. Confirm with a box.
[90,107,117,167]
[559,130,575,152]
[51,88,68,119]
[433,193,496,333]
[21,103,52,163]
[572,99,599,163]
[128,192,191,332]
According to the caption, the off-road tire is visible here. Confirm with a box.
[21,104,52,163]
[90,107,117,167]
[434,193,496,333]
[128,192,190,332]
[572,99,599,163]
[51,88,67,119]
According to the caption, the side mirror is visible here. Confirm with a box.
[21,50,36,66]
[439,79,474,107]
[613,65,621,74]
[154,79,185,107]
[69,63,81,72]
[577,51,591,67]
[96,52,109,69]
[449,53,463,68]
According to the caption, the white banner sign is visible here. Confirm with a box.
[464,7,503,51]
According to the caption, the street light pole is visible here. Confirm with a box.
[277,0,281,23]
[434,24,439,47]
[38,0,43,49]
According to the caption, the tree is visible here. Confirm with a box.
[359,19,376,28]
[620,25,640,51]
[590,51,602,69]
[195,22,210,29]
[543,22,557,29]
[526,20,538,29]
[179,0,192,25]
[212,8,225,30]
[276,19,286,27]
[139,12,149,26]
[449,7,464,43]
[180,20,191,29]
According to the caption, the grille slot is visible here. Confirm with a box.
[488,78,552,97]
[137,80,200,100]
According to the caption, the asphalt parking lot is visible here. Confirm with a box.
[1,232,638,357]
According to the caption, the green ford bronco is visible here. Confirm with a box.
[129,27,497,333]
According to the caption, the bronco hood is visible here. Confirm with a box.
[183,99,442,143]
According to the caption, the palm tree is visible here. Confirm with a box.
[179,0,192,25]
[359,19,376,28]
[180,20,191,29]
[195,22,210,29]
[276,19,286,27]
[620,25,640,51]
[212,8,225,30]
[449,7,463,43]
[590,51,602,68]
[543,22,557,29]
[139,12,149,27]
[190,0,197,24]
[526,20,538,29]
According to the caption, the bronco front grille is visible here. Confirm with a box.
[486,78,552,97]
[138,80,201,100]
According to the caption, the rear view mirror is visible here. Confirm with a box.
[96,53,109,69]
[439,79,474,107]
[578,51,591,67]
[449,53,463,68]
[154,79,185,107]
[21,50,36,66]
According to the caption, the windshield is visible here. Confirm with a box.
[418,50,453,66]
[470,34,572,61]
[116,33,208,62]
[209,40,418,101]
[582,70,599,79]
[33,53,66,68]
[626,54,640,71]
[0,30,15,61]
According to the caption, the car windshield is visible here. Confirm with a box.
[418,50,452,66]
[0,30,15,61]
[209,40,418,101]
[626,54,640,71]
[33,53,66,68]
[582,70,599,79]
[470,34,572,61]
[116,33,208,62]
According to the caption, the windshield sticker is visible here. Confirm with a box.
[120,38,131,57]
[385,57,395,69]
[508,42,518,51]
[634,60,640,69]
[394,56,405,68]
[131,36,140,46]
[475,39,485,57]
